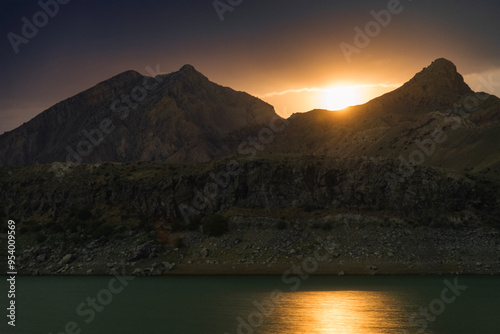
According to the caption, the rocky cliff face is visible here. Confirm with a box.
[1,156,499,227]
[0,65,278,165]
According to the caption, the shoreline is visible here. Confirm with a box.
[4,262,500,276]
[4,216,499,277]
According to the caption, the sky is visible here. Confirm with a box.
[1,0,499,134]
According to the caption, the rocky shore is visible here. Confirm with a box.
[6,215,499,276]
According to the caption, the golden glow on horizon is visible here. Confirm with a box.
[319,86,362,111]
[260,83,402,118]
[264,291,407,333]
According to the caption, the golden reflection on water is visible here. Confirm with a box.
[263,291,406,334]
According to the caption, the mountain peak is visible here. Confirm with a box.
[173,64,208,82]
[179,64,197,72]
[406,58,472,95]
[387,58,472,108]
[368,58,474,117]
[107,70,143,84]
[425,58,457,74]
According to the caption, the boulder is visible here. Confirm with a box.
[162,262,175,271]
[200,248,210,258]
[132,268,144,275]
[130,241,153,261]
[59,254,74,265]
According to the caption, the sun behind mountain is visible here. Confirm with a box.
[319,85,362,111]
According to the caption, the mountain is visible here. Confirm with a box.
[1,58,500,275]
[1,58,499,178]
[369,58,474,118]
[0,65,278,165]
[269,58,500,177]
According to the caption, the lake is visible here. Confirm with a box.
[1,275,499,333]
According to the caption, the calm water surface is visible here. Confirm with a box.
[1,276,499,333]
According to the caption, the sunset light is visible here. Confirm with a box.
[1,1,499,333]
[319,85,362,111]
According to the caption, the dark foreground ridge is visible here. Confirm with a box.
[0,155,499,275]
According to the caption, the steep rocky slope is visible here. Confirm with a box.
[269,59,500,178]
[0,65,278,165]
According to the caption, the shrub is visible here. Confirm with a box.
[312,222,322,229]
[203,215,229,237]
[67,218,80,233]
[33,223,43,232]
[19,225,30,234]
[187,215,202,231]
[321,222,333,231]
[36,234,47,243]
[92,224,114,238]
[137,216,154,232]
[116,225,127,234]
[276,221,288,230]
[87,220,102,231]
[69,233,81,244]
[169,217,187,232]
[172,237,184,248]
[77,209,92,221]
[302,204,322,213]
[51,224,64,233]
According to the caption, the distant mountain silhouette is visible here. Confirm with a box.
[0,64,278,165]
[371,58,474,117]
[1,59,499,178]
[269,58,500,177]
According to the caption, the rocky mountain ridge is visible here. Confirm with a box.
[0,64,278,165]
